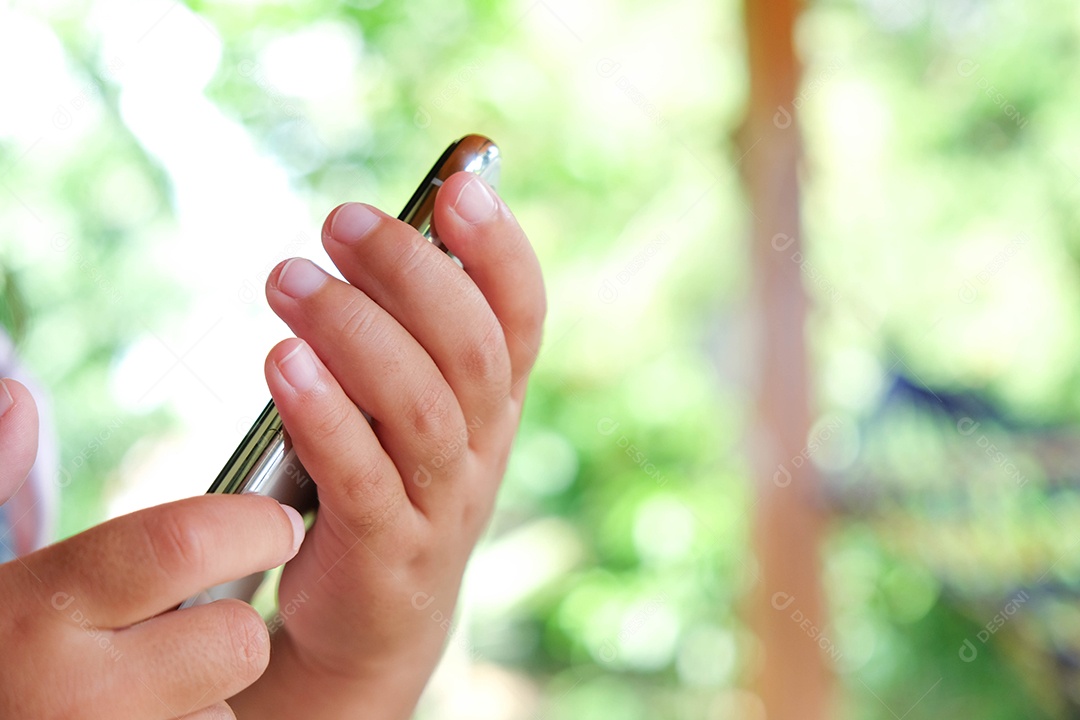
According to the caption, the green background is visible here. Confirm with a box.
[1,0,1077,717]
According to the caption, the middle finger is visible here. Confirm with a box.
[266,259,469,505]
[321,203,512,434]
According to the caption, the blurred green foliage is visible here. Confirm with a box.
[804,0,1080,717]
[1,0,1078,717]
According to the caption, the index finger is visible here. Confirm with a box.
[432,172,546,400]
[26,494,303,628]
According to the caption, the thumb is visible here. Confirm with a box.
[0,378,39,506]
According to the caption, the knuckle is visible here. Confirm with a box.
[144,509,205,580]
[339,458,396,529]
[313,400,355,440]
[343,492,398,536]
[406,379,464,445]
[390,237,436,282]
[336,294,382,344]
[343,455,384,497]
[517,301,546,358]
[459,318,511,390]
[217,600,270,679]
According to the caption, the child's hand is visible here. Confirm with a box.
[229,172,545,718]
[0,380,306,719]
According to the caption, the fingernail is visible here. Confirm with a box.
[278,342,319,392]
[276,258,327,299]
[453,175,497,224]
[329,203,379,245]
[0,379,13,419]
[280,504,307,557]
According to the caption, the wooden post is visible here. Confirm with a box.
[739,1,831,718]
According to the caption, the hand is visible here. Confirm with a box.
[228,172,545,718]
[0,380,306,719]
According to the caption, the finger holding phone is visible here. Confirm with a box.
[228,138,546,718]
[0,384,303,719]
[0,136,545,719]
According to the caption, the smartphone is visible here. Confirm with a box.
[179,134,501,609]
